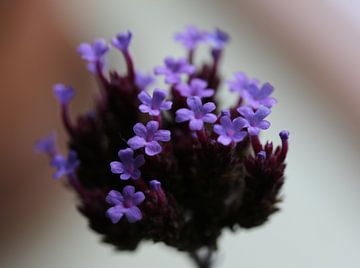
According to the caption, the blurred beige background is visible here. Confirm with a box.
[1,0,359,267]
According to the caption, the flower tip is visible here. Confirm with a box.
[112,30,132,52]
[279,130,289,140]
[257,150,266,160]
[53,83,74,105]
[149,180,162,191]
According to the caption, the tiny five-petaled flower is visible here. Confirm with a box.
[112,31,132,52]
[50,150,80,179]
[138,89,172,116]
[176,78,214,98]
[154,57,195,84]
[77,39,109,73]
[53,84,75,105]
[175,96,217,131]
[213,116,248,146]
[106,186,145,224]
[110,148,145,180]
[174,25,207,50]
[128,121,171,156]
[237,106,271,135]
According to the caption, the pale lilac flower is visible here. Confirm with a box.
[53,84,74,105]
[138,89,172,116]
[110,148,145,180]
[213,116,248,146]
[106,186,145,224]
[207,28,230,50]
[174,25,207,50]
[175,78,214,98]
[51,150,80,180]
[34,133,56,155]
[237,106,271,136]
[77,39,109,73]
[112,31,132,52]
[227,72,259,94]
[135,71,155,90]
[244,83,277,109]
[154,57,195,84]
[128,121,171,156]
[175,96,217,131]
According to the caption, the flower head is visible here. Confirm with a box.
[244,82,277,109]
[154,57,195,84]
[50,150,79,179]
[138,89,172,116]
[279,130,290,141]
[208,28,230,50]
[237,106,271,135]
[174,25,207,50]
[53,84,74,105]
[128,121,171,156]
[110,148,145,180]
[34,133,56,155]
[106,186,145,224]
[135,71,155,90]
[213,116,248,145]
[77,39,109,73]
[227,72,259,94]
[176,78,214,98]
[112,31,132,52]
[175,96,217,131]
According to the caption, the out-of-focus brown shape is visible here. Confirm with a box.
[0,0,87,255]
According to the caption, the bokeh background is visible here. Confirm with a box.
[1,0,359,267]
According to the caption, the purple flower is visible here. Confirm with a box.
[243,83,277,109]
[237,106,271,136]
[257,150,267,160]
[208,28,230,50]
[213,116,248,146]
[174,25,207,50]
[227,72,259,94]
[53,84,75,105]
[106,186,145,224]
[77,39,109,73]
[175,96,217,131]
[34,133,56,155]
[154,57,195,84]
[128,121,171,156]
[50,150,79,180]
[110,148,145,180]
[112,31,132,52]
[135,71,155,90]
[138,89,172,116]
[176,78,214,98]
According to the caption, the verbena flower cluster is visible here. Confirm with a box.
[36,26,289,256]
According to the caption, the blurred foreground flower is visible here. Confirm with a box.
[36,26,289,268]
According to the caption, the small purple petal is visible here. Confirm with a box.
[174,25,207,50]
[135,71,154,90]
[34,133,56,155]
[154,130,171,142]
[132,191,145,206]
[125,206,142,223]
[106,206,125,224]
[106,190,124,205]
[128,136,146,150]
[110,161,124,174]
[175,108,194,122]
[189,118,204,131]
[133,123,147,138]
[149,180,162,191]
[145,141,162,156]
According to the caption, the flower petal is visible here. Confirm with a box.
[106,190,124,205]
[133,123,147,138]
[132,191,145,205]
[145,141,162,156]
[154,130,171,142]
[125,206,142,223]
[106,206,125,224]
[128,136,146,150]
[175,108,193,122]
[110,161,124,174]
[189,118,204,130]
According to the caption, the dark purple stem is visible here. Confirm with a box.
[123,51,135,82]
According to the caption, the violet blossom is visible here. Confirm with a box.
[237,106,271,135]
[213,116,248,146]
[176,78,214,98]
[106,186,145,223]
[174,25,207,50]
[227,72,259,94]
[138,89,172,116]
[53,84,74,105]
[128,121,171,156]
[112,31,132,52]
[135,71,155,90]
[154,57,195,84]
[77,39,109,73]
[110,148,145,180]
[50,150,80,180]
[243,82,277,109]
[175,96,217,131]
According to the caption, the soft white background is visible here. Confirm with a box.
[1,1,360,267]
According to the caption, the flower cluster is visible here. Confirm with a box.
[36,26,289,267]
